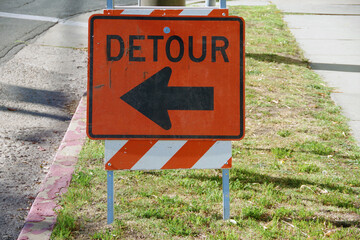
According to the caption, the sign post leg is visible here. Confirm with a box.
[107,170,114,224]
[222,169,230,220]
[220,0,226,9]
[107,0,114,9]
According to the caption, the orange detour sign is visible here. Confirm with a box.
[88,12,244,140]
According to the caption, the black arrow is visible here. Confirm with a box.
[120,67,214,130]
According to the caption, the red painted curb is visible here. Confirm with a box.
[17,96,87,240]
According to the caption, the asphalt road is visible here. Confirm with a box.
[0,0,137,64]
[0,1,136,239]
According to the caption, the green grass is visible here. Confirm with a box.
[52,208,79,239]
[298,163,321,173]
[51,5,360,239]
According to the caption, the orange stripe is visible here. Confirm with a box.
[207,9,228,17]
[221,158,232,169]
[106,140,157,170]
[103,10,124,15]
[161,140,216,169]
[150,9,183,16]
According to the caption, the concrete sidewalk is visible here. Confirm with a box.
[272,0,360,146]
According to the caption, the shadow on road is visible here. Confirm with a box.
[0,83,71,108]
[0,106,70,121]
[311,63,360,72]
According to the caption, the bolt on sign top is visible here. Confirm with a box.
[87,9,245,140]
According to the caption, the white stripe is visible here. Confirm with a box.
[0,11,88,28]
[105,140,128,163]
[131,140,187,170]
[121,9,154,15]
[179,9,212,16]
[191,141,231,169]
[0,11,59,23]
[58,19,88,27]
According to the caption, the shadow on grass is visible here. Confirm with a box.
[231,168,358,194]
[142,170,222,183]
[246,53,308,66]
[237,147,359,160]
[183,168,358,195]
[289,216,360,228]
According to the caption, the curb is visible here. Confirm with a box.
[17,95,87,240]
